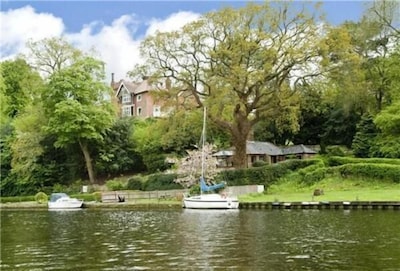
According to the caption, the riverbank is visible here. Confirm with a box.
[2,199,400,210]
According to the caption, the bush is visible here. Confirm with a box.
[216,159,322,188]
[252,160,268,167]
[73,193,97,201]
[92,192,102,202]
[143,173,183,191]
[106,179,126,191]
[0,195,35,203]
[127,176,143,190]
[303,168,328,185]
[337,163,400,182]
[325,146,348,156]
[327,156,400,167]
[35,192,48,204]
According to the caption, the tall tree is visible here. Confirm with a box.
[44,57,115,184]
[351,114,378,158]
[1,59,44,118]
[25,37,83,76]
[133,2,326,168]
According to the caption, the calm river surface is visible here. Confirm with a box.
[1,208,399,270]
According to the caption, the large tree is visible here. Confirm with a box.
[44,57,115,184]
[25,37,83,77]
[133,2,327,168]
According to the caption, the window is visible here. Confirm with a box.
[122,106,132,117]
[122,93,131,103]
[153,106,161,117]
[137,107,142,116]
[137,94,142,101]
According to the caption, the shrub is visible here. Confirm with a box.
[143,173,183,191]
[303,168,328,185]
[325,146,348,156]
[127,176,143,190]
[252,160,268,167]
[216,159,322,188]
[92,192,102,202]
[0,195,35,203]
[73,193,96,201]
[337,163,400,183]
[35,192,48,204]
[106,179,126,191]
[327,156,400,166]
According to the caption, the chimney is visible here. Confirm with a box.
[111,73,115,85]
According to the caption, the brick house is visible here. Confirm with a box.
[112,74,163,118]
[213,141,317,168]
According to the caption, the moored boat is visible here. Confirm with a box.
[48,193,83,209]
[182,107,239,209]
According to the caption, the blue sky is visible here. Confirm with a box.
[2,1,368,32]
[1,1,369,80]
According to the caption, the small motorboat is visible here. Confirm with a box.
[48,193,83,209]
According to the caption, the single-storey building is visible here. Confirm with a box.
[213,140,317,168]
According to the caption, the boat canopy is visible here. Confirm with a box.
[200,177,225,192]
[50,193,69,202]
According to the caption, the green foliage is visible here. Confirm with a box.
[0,195,35,203]
[133,119,169,173]
[373,101,400,158]
[352,114,378,157]
[337,163,400,183]
[143,173,183,191]
[92,192,102,202]
[216,159,321,187]
[136,2,325,168]
[106,179,126,191]
[94,118,145,176]
[127,176,144,190]
[252,160,268,167]
[326,156,400,166]
[34,192,48,204]
[324,146,349,157]
[73,193,96,202]
[1,58,44,118]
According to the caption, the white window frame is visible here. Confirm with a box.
[153,105,161,117]
[122,106,132,117]
[137,94,142,101]
[122,93,131,104]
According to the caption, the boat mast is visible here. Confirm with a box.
[201,107,207,194]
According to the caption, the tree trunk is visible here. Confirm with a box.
[231,104,252,168]
[79,140,96,184]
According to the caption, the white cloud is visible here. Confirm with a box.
[0,6,64,59]
[145,11,201,36]
[1,6,200,82]
[67,14,142,82]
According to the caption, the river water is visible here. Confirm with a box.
[1,208,399,270]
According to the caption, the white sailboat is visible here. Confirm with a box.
[183,108,239,209]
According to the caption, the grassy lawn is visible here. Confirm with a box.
[239,177,400,202]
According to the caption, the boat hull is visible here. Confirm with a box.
[48,200,83,209]
[183,194,239,209]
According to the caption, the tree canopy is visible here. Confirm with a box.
[132,2,328,167]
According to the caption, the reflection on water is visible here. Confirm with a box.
[1,209,399,270]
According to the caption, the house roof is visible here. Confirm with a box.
[135,80,153,94]
[246,141,283,156]
[213,150,234,157]
[215,141,317,157]
[115,79,152,97]
[282,144,317,155]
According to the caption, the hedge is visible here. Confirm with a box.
[327,156,400,166]
[216,159,322,187]
[336,163,400,183]
[143,173,183,191]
